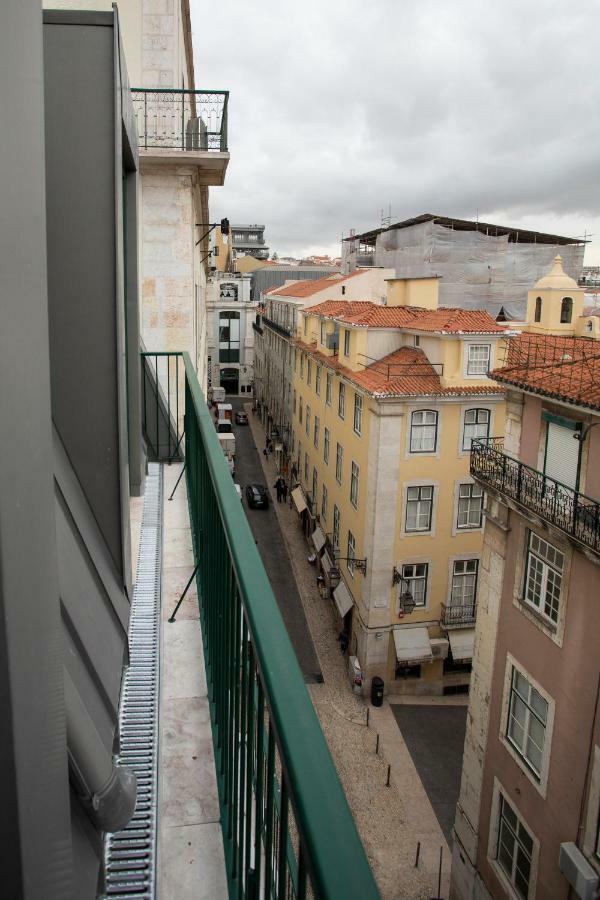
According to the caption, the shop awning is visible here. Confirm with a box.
[291,487,306,514]
[312,526,326,554]
[393,627,433,664]
[448,628,475,662]
[333,581,353,618]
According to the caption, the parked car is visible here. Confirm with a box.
[235,411,248,425]
[245,484,269,509]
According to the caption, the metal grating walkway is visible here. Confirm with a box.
[103,464,163,898]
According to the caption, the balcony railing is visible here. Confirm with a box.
[471,438,600,555]
[141,351,379,898]
[263,315,292,338]
[440,603,477,628]
[131,88,228,152]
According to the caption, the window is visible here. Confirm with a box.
[347,531,356,575]
[307,360,312,385]
[524,533,563,625]
[312,468,318,505]
[300,354,304,378]
[303,316,308,336]
[463,408,490,450]
[299,397,303,424]
[410,410,438,453]
[457,483,484,528]
[293,390,297,415]
[219,311,240,362]
[350,462,359,508]
[313,416,319,449]
[413,335,420,347]
[326,372,332,405]
[560,297,573,324]
[324,427,330,464]
[332,505,340,550]
[338,382,346,419]
[534,296,542,322]
[335,443,343,484]
[304,452,309,481]
[506,667,548,779]
[451,559,478,608]
[321,484,328,520]
[405,486,433,532]
[353,393,363,435]
[495,794,534,900]
[467,344,491,375]
[401,563,428,607]
[320,322,327,345]
[343,329,351,357]
[305,405,310,436]
[315,365,321,395]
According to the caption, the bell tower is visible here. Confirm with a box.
[525,255,584,335]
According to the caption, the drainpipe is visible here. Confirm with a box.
[64,670,137,832]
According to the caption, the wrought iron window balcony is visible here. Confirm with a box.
[471,438,600,556]
[262,315,292,338]
[131,88,228,153]
[440,603,477,628]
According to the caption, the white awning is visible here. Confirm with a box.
[333,581,354,618]
[321,552,333,576]
[291,487,306,514]
[312,526,326,554]
[448,628,475,662]
[393,627,433,664]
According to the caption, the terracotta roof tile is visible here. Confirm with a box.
[491,333,600,411]
[308,300,507,334]
[295,341,503,400]
[265,269,364,298]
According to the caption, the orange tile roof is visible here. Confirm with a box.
[308,300,507,334]
[265,269,364,298]
[295,340,503,400]
[491,333,600,411]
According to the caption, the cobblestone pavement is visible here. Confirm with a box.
[245,405,450,900]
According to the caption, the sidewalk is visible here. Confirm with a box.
[246,406,450,900]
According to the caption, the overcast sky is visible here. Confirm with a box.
[191,0,600,265]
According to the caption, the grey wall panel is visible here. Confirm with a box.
[44,18,126,580]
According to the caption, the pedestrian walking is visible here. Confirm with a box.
[282,481,288,503]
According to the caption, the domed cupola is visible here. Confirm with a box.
[526,255,583,334]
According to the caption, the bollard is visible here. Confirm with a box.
[414,841,420,867]
[375,733,379,754]
[386,764,391,787]
[366,708,370,728]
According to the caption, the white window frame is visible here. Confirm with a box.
[347,531,356,576]
[335,443,343,485]
[405,485,434,533]
[450,558,479,609]
[315,365,321,396]
[332,505,340,551]
[343,329,351,357]
[410,409,438,454]
[400,562,429,609]
[323,427,330,464]
[326,372,332,405]
[321,483,328,521]
[489,786,537,900]
[500,657,553,792]
[353,392,363,436]
[338,382,346,419]
[307,360,312,386]
[300,353,304,378]
[523,532,563,627]
[350,461,359,509]
[304,452,309,482]
[456,482,484,529]
[305,405,310,437]
[462,407,491,451]
[466,343,491,376]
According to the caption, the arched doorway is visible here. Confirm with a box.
[220,368,239,395]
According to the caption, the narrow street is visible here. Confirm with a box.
[228,398,322,683]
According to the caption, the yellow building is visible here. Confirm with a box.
[291,278,513,694]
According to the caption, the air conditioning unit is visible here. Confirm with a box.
[559,843,599,900]
[430,638,449,660]
[185,116,208,151]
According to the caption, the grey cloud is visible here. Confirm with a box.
[192,0,600,261]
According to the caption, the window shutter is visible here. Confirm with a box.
[545,421,579,489]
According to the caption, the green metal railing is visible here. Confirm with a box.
[141,352,184,462]
[131,88,228,152]
[143,351,379,899]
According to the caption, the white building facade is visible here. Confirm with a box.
[206,272,256,395]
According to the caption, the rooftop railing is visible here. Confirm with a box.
[440,603,477,628]
[131,88,228,152]
[141,351,379,899]
[471,438,600,555]
[262,315,293,339]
